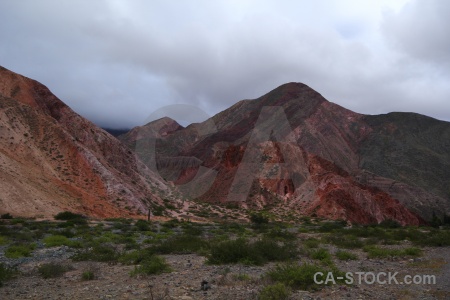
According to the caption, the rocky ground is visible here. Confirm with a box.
[0,219,449,300]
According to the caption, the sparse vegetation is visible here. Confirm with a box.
[54,211,85,221]
[43,235,79,248]
[0,263,16,287]
[130,255,171,276]
[5,243,36,258]
[258,282,291,300]
[81,270,95,280]
[0,213,449,298]
[335,250,358,260]
[72,243,121,262]
[266,263,330,291]
[1,213,13,219]
[250,212,269,225]
[38,262,72,279]
[208,237,297,265]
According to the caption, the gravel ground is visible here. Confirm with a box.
[1,245,449,299]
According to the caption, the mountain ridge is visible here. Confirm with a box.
[121,82,450,224]
[0,66,173,218]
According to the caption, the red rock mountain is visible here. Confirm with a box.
[121,83,450,225]
[0,66,173,218]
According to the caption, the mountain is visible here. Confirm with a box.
[102,128,131,137]
[121,82,450,225]
[0,66,173,218]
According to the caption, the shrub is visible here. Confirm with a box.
[81,271,95,280]
[43,235,78,247]
[182,224,203,236]
[0,213,13,219]
[208,238,251,265]
[258,283,291,300]
[265,227,296,241]
[379,219,401,228]
[207,238,296,265]
[403,247,422,256]
[54,211,85,221]
[233,273,251,281]
[119,249,152,265]
[303,238,320,249]
[326,234,364,249]
[415,230,450,247]
[250,212,269,225]
[0,236,8,246]
[310,248,331,261]
[72,243,121,262]
[130,255,171,276]
[335,250,357,261]
[266,263,329,291]
[153,234,209,254]
[318,220,346,232]
[0,263,16,287]
[38,262,71,279]
[134,220,150,231]
[5,243,35,258]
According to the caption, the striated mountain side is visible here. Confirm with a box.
[0,66,173,218]
[121,82,450,225]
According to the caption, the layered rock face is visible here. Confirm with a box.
[122,82,450,225]
[0,66,172,218]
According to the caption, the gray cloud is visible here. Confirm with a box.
[0,0,449,129]
[382,0,450,66]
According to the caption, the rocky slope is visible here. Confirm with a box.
[121,82,450,225]
[0,66,173,218]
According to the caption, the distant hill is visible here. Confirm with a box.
[0,66,173,218]
[121,82,450,225]
[102,128,131,137]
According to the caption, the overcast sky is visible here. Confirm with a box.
[0,0,449,128]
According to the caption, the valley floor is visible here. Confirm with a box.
[0,217,449,299]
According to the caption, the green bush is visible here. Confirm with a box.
[130,255,171,276]
[81,270,95,280]
[258,283,291,300]
[38,262,71,279]
[379,219,401,228]
[266,263,329,291]
[207,238,250,264]
[335,250,357,260]
[134,220,150,231]
[250,212,269,224]
[43,235,78,248]
[208,238,296,265]
[415,230,450,247]
[119,249,152,265]
[5,243,35,258]
[153,234,209,254]
[0,213,13,219]
[72,243,121,262]
[0,263,16,287]
[310,248,331,261]
[326,234,364,249]
[318,220,346,232]
[0,236,8,246]
[303,238,320,249]
[265,227,296,241]
[54,211,85,221]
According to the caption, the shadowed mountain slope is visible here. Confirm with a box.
[122,83,450,224]
[0,66,173,218]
